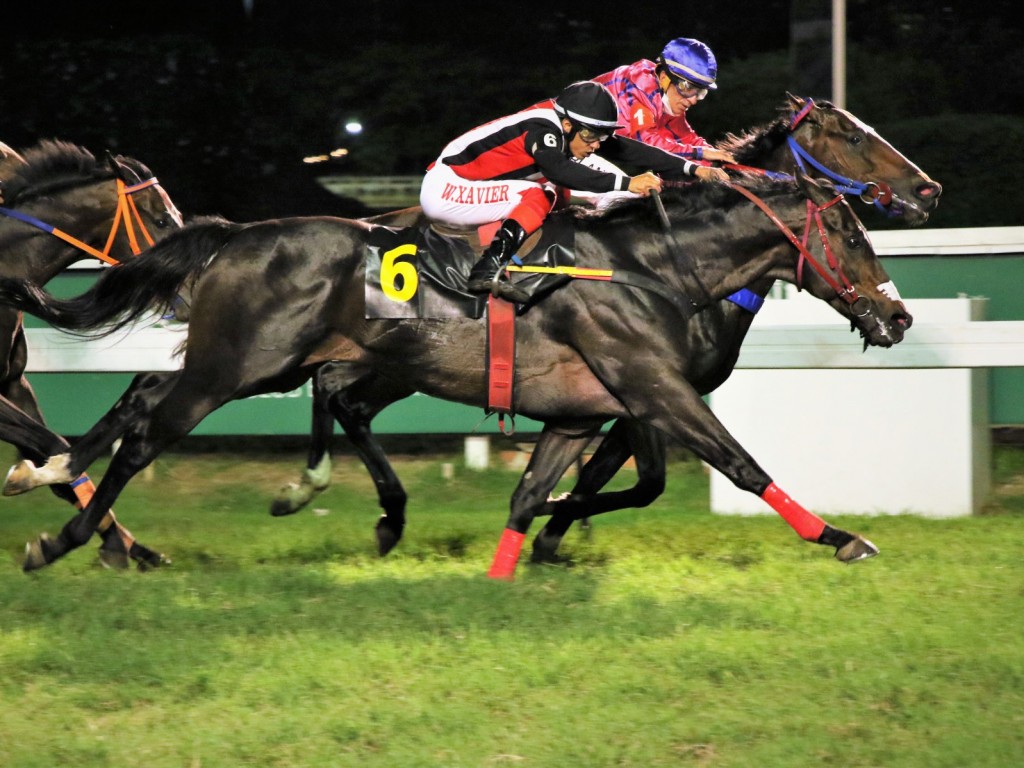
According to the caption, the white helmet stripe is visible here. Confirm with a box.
[555,106,620,128]
[664,58,715,87]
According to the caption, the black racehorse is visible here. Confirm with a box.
[266,94,940,560]
[0,139,182,568]
[0,171,911,576]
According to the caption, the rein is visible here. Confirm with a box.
[0,177,162,264]
[729,182,862,308]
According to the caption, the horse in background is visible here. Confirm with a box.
[0,139,182,568]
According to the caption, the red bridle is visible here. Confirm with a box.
[730,182,863,309]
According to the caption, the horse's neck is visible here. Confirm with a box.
[693,203,804,304]
[0,233,95,283]
[1,210,115,282]
[0,194,120,282]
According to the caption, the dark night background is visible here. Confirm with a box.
[1,1,1021,229]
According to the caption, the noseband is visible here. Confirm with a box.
[0,177,168,264]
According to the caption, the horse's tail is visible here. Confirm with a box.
[0,216,241,337]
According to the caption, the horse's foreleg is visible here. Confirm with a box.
[490,422,601,580]
[651,393,879,563]
[0,396,167,569]
[760,483,878,562]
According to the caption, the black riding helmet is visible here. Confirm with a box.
[553,81,624,139]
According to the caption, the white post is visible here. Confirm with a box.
[464,436,490,470]
[832,0,847,108]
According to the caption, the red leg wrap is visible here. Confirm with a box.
[761,482,826,542]
[487,528,525,580]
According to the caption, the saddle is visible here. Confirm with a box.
[363,217,579,430]
[363,217,575,320]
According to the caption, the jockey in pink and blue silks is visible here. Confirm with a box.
[593,37,736,168]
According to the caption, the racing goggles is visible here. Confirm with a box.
[576,125,613,144]
[669,76,708,101]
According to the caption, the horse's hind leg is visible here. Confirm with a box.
[532,420,667,563]
[5,374,178,570]
[270,378,335,517]
[315,366,414,555]
[489,421,602,580]
[5,372,179,494]
[272,364,413,555]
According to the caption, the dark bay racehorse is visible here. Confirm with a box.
[0,172,911,576]
[270,94,940,558]
[0,139,182,568]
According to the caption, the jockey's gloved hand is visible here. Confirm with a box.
[697,146,736,164]
[695,166,730,183]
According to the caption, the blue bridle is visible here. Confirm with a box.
[724,98,895,316]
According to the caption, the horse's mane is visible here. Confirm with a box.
[717,99,805,165]
[1,140,114,205]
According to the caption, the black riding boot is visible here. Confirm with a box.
[467,219,529,303]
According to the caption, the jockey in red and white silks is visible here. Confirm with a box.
[420,91,697,234]
[420,81,704,301]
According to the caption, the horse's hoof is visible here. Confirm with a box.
[529,549,574,567]
[270,498,300,517]
[130,542,171,571]
[270,482,309,516]
[375,516,404,557]
[97,546,131,570]
[4,460,37,496]
[22,533,53,572]
[835,536,879,563]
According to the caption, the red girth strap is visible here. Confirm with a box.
[486,295,516,432]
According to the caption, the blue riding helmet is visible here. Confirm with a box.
[658,37,718,90]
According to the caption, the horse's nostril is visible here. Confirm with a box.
[896,313,913,330]
[916,182,942,199]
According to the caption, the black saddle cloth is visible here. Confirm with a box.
[364,217,576,319]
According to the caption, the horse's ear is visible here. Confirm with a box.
[796,169,837,207]
[105,150,128,182]
[786,92,805,111]
[795,168,818,197]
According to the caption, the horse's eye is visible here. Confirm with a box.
[847,235,864,249]
[154,215,172,229]
[848,133,864,146]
